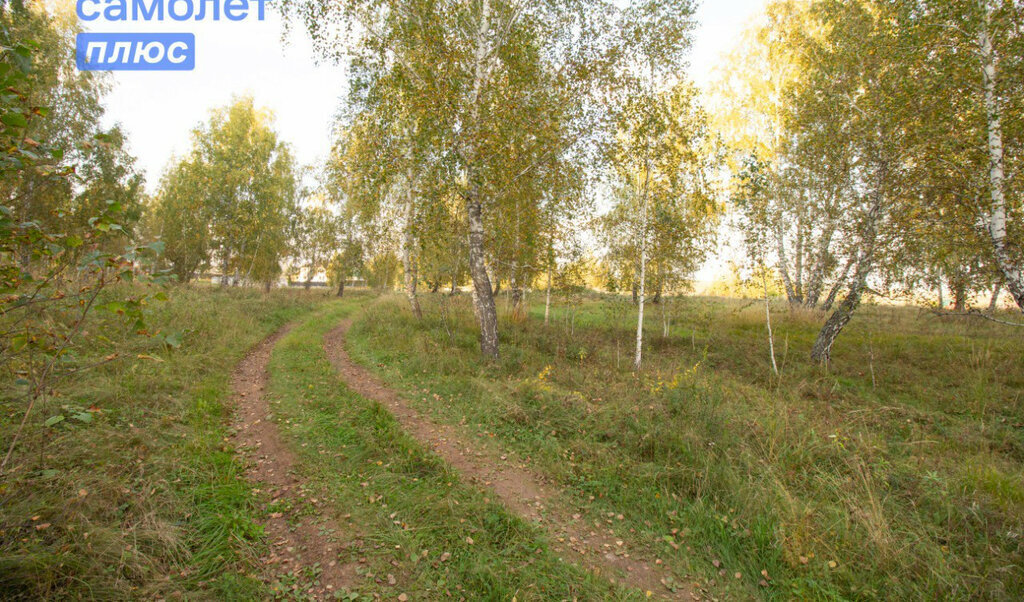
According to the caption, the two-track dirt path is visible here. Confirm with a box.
[231,325,357,600]
[324,320,697,601]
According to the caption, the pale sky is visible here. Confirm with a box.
[93,1,768,194]
[690,0,767,89]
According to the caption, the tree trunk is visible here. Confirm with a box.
[462,0,499,359]
[811,289,859,365]
[544,262,552,326]
[988,281,1001,312]
[812,252,874,365]
[980,2,1024,312]
[631,282,638,305]
[951,274,968,312]
[304,276,312,290]
[220,253,229,287]
[337,278,345,297]
[634,164,651,371]
[804,218,836,307]
[264,280,272,294]
[634,243,647,370]
[466,195,499,358]
[509,263,523,317]
[775,219,799,305]
[450,275,458,296]
[794,209,805,304]
[811,194,883,364]
[763,270,778,375]
[510,286,523,316]
[822,254,854,312]
[402,177,422,319]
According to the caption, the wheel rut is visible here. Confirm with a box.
[231,325,358,600]
[324,319,697,601]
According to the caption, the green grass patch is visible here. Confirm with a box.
[0,285,325,599]
[347,293,1024,601]
[264,299,642,601]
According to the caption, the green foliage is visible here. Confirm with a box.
[149,157,211,283]
[150,96,298,287]
[293,201,341,287]
[601,82,720,297]
[0,2,136,234]
[719,0,1024,355]
[0,13,158,476]
[290,0,667,356]
[0,39,45,175]
[327,212,365,294]
[364,249,400,291]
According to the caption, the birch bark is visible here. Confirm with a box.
[634,163,651,370]
[463,0,500,358]
[402,169,422,319]
[811,193,883,363]
[979,1,1024,312]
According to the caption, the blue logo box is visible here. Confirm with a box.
[76,32,196,71]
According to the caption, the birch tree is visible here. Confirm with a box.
[976,0,1024,311]
[152,97,297,289]
[294,202,340,290]
[714,0,848,309]
[795,1,911,362]
[288,0,618,358]
[601,0,700,370]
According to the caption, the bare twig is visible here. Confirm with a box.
[931,308,1024,327]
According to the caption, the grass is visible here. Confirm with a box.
[346,292,1024,600]
[262,298,642,600]
[0,284,324,599]
[3,284,1021,600]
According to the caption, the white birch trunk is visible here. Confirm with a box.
[980,1,1024,312]
[763,269,778,375]
[775,219,797,305]
[661,299,669,338]
[794,208,804,303]
[804,216,837,307]
[402,172,422,319]
[463,0,500,357]
[811,191,884,364]
[634,167,650,371]
[634,240,646,370]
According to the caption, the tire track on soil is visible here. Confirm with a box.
[325,320,697,601]
[231,325,358,600]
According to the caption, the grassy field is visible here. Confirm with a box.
[263,298,638,600]
[3,286,1021,600]
[0,285,324,599]
[347,292,1024,600]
